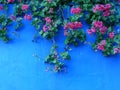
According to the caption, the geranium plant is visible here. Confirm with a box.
[64,7,86,46]
[0,0,120,72]
[87,2,120,56]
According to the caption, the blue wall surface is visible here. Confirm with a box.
[0,5,120,90]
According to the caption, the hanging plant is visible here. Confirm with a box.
[0,0,120,72]
[86,2,120,56]
[0,14,12,42]
[64,7,86,46]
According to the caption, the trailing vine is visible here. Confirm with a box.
[0,14,12,42]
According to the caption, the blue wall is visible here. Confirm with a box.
[0,5,120,90]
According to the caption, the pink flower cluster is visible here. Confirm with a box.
[0,5,3,10]
[109,32,114,39]
[87,27,96,34]
[22,4,29,11]
[97,40,107,51]
[43,25,50,32]
[43,25,47,32]
[114,48,120,54]
[87,21,107,34]
[93,4,111,17]
[24,14,32,20]
[7,0,14,3]
[71,7,82,14]
[45,17,51,23]
[64,22,82,30]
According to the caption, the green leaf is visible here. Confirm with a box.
[114,34,120,44]
[60,52,71,60]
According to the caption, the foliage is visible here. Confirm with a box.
[0,0,120,72]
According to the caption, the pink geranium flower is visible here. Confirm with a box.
[103,10,110,17]
[64,22,82,30]
[87,27,96,34]
[24,14,32,20]
[109,32,114,39]
[97,44,105,51]
[99,26,107,34]
[22,4,29,10]
[93,21,103,28]
[87,29,92,34]
[91,27,96,33]
[97,40,107,51]
[71,7,82,14]
[113,48,120,54]
[93,5,99,13]
[105,4,111,10]
[98,4,105,11]
[88,21,108,35]
[43,25,47,32]
[43,25,49,32]
[93,4,111,17]
[45,17,51,23]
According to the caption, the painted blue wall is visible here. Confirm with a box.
[0,5,120,90]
